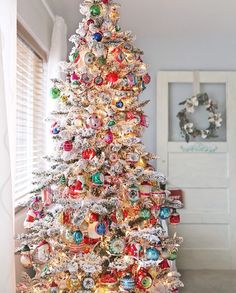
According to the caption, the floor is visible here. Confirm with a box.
[180,270,236,293]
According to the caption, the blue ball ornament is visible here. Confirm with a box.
[146,247,160,261]
[96,223,106,235]
[73,230,83,244]
[159,207,171,219]
[120,274,135,291]
[93,32,103,42]
[116,100,124,108]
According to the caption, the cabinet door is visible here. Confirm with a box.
[157,71,236,269]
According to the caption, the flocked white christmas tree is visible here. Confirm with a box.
[16,0,184,292]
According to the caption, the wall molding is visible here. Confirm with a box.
[41,0,56,22]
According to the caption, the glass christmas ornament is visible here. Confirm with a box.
[159,207,171,219]
[50,87,61,99]
[139,182,152,197]
[115,24,121,32]
[136,268,153,290]
[120,274,135,291]
[66,275,79,290]
[170,209,180,224]
[143,73,151,84]
[109,153,118,163]
[94,76,104,86]
[24,209,37,229]
[93,32,103,42]
[70,50,80,63]
[32,240,51,264]
[82,148,96,160]
[87,18,94,25]
[88,114,102,129]
[74,175,86,193]
[84,52,96,65]
[125,243,143,257]
[168,251,177,261]
[104,130,113,144]
[88,222,103,239]
[20,245,32,269]
[63,140,73,152]
[127,184,140,204]
[108,120,116,127]
[106,72,118,83]
[139,208,151,219]
[92,172,104,185]
[116,100,124,108]
[51,122,60,135]
[30,196,43,213]
[96,223,107,235]
[97,55,107,66]
[81,73,93,84]
[115,50,125,63]
[60,174,66,185]
[109,236,126,255]
[152,189,166,206]
[89,213,99,222]
[126,152,140,163]
[48,281,58,293]
[127,72,138,86]
[161,248,170,259]
[82,275,95,290]
[146,247,160,261]
[73,230,83,244]
[60,95,68,103]
[90,4,101,16]
[159,259,170,270]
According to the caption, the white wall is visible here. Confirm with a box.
[17,0,54,53]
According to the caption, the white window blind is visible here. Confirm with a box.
[15,36,46,199]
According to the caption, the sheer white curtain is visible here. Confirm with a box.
[47,15,67,152]
[0,0,16,292]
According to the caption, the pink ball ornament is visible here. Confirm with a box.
[71,72,79,81]
[143,73,151,84]
[63,140,73,152]
[104,130,113,144]
[88,114,102,129]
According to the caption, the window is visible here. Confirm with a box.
[15,29,47,200]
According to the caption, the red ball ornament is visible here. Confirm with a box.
[87,18,94,26]
[126,111,136,120]
[90,213,99,222]
[170,209,180,225]
[106,72,119,83]
[100,273,118,286]
[102,0,109,4]
[63,141,73,152]
[82,148,96,160]
[143,73,151,84]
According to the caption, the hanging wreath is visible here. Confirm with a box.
[177,93,223,143]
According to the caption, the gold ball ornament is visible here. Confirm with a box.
[60,95,68,103]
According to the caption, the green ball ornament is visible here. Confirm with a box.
[168,251,177,261]
[139,208,151,220]
[92,172,104,185]
[90,4,101,16]
[115,25,121,32]
[50,87,61,99]
[108,120,116,127]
